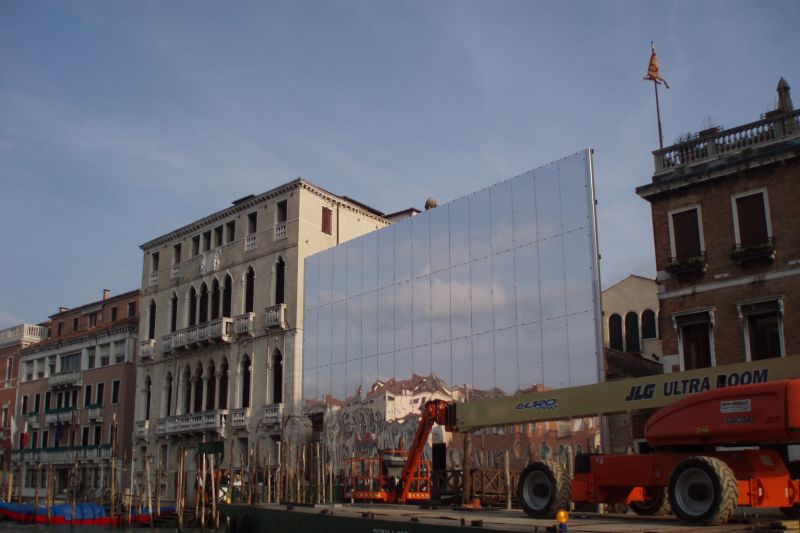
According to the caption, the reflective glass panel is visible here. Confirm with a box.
[449,198,470,266]
[411,214,431,278]
[394,219,412,284]
[412,275,432,348]
[534,162,561,241]
[331,300,347,363]
[346,295,362,360]
[361,233,378,292]
[469,189,492,260]
[491,180,515,254]
[511,171,537,247]
[429,204,450,273]
[395,280,412,351]
[346,239,363,298]
[378,226,395,289]
[332,244,348,303]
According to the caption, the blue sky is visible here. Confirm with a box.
[1,1,798,328]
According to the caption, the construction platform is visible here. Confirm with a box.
[220,502,800,532]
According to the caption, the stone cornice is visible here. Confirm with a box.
[20,322,138,358]
[141,178,388,251]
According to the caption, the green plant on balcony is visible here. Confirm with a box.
[664,253,707,275]
[731,240,775,263]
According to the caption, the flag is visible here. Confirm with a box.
[20,419,28,449]
[644,42,669,88]
[55,411,63,445]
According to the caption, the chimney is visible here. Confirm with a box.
[103,289,110,301]
[777,77,793,113]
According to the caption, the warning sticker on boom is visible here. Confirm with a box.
[720,399,751,414]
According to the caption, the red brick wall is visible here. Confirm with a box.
[649,158,800,365]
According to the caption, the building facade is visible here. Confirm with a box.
[602,274,662,363]
[13,289,140,497]
[636,78,800,373]
[134,178,389,500]
[0,324,49,467]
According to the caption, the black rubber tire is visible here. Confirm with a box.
[629,487,671,516]
[668,456,738,526]
[780,460,800,518]
[517,461,571,518]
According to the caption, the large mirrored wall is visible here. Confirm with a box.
[303,149,601,408]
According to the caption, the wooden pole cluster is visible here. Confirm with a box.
[110,413,117,523]
[175,446,186,531]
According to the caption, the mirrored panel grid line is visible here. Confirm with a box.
[303,149,600,409]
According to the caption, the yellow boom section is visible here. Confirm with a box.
[455,355,800,432]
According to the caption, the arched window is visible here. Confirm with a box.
[189,287,198,327]
[241,355,251,409]
[625,312,641,353]
[272,349,283,404]
[219,359,229,410]
[182,366,192,414]
[170,292,178,332]
[148,300,157,340]
[608,314,623,351]
[206,362,216,411]
[642,309,657,339]
[144,376,152,421]
[199,283,209,324]
[164,373,173,417]
[223,275,232,318]
[245,268,255,313]
[211,279,221,320]
[194,364,203,413]
[275,257,285,305]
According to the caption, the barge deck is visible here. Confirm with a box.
[220,502,800,532]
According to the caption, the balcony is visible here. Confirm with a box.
[234,312,255,336]
[244,233,257,252]
[274,223,287,240]
[45,407,77,425]
[264,304,287,330]
[161,334,174,354]
[169,318,233,351]
[731,239,775,264]
[134,420,150,439]
[261,403,283,432]
[664,252,707,276]
[26,413,40,430]
[48,370,82,389]
[140,339,156,360]
[170,263,181,280]
[85,404,103,422]
[155,409,228,436]
[229,407,250,429]
[653,109,800,174]
[148,271,159,287]
[12,445,112,465]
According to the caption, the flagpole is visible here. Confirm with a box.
[654,80,664,149]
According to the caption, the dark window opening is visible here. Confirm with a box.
[322,207,332,235]
[202,231,212,252]
[199,283,209,323]
[608,314,623,351]
[275,257,285,305]
[189,287,198,327]
[625,312,640,353]
[241,357,251,409]
[206,367,216,411]
[127,302,136,318]
[735,192,769,247]
[676,313,713,370]
[245,269,255,313]
[277,200,288,223]
[273,350,283,404]
[151,252,160,272]
[170,293,178,332]
[641,310,657,339]
[223,276,232,318]
[219,361,228,410]
[671,208,702,260]
[248,212,257,235]
[148,300,157,340]
[192,236,200,256]
[226,221,236,243]
[211,280,220,320]
[214,226,223,247]
[193,371,202,413]
[173,243,182,264]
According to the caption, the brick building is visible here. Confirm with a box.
[14,289,140,497]
[0,324,48,467]
[636,78,800,372]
